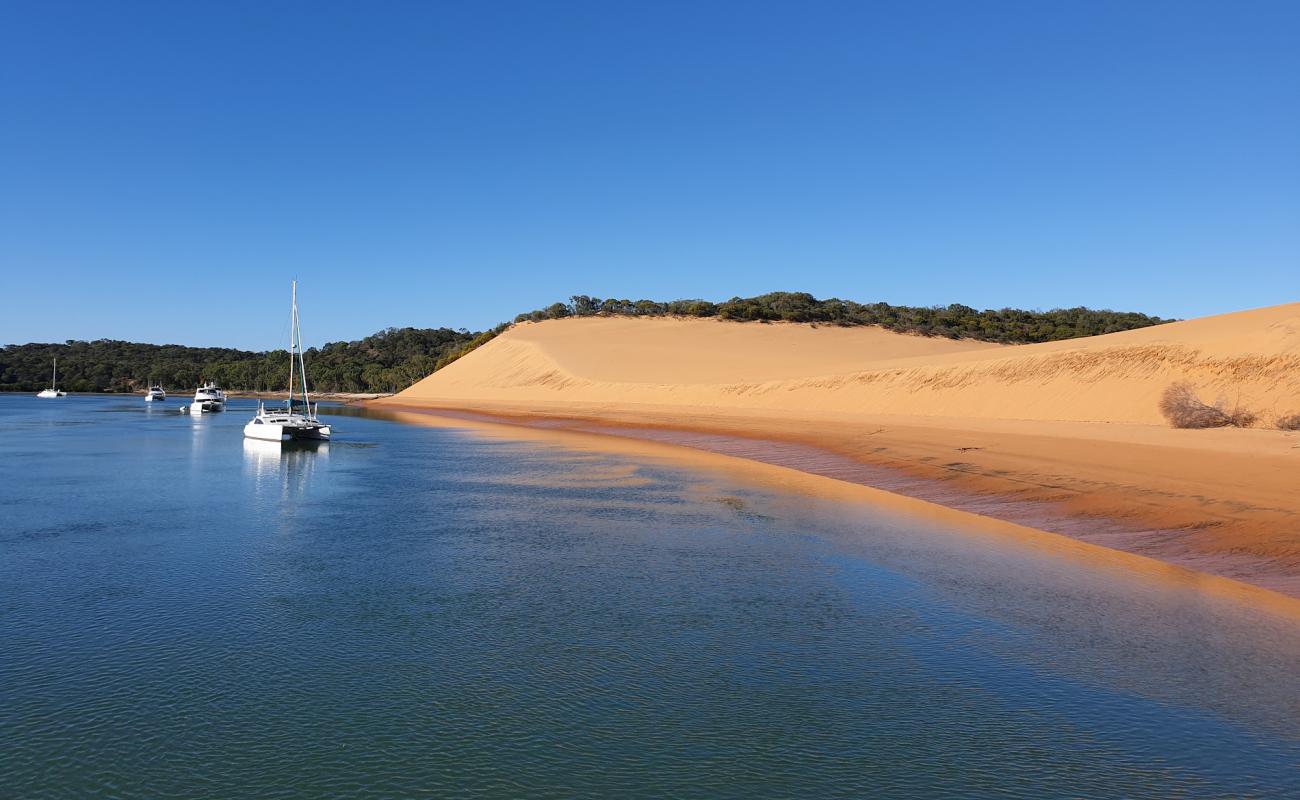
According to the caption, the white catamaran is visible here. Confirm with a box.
[36,358,66,398]
[244,281,332,442]
[145,384,166,402]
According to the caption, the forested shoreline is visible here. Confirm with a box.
[0,327,477,394]
[2,292,1171,393]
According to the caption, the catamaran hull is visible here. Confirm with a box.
[243,422,331,442]
[36,390,66,398]
[190,400,224,413]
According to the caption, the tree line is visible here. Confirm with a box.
[515,291,1171,343]
[0,327,478,394]
[2,292,1171,393]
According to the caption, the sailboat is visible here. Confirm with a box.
[244,281,332,442]
[36,358,66,398]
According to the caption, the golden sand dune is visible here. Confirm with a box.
[391,303,1300,425]
[473,315,1000,385]
[376,303,1300,598]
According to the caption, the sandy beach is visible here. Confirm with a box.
[372,304,1300,598]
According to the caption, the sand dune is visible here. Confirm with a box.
[390,303,1300,425]
[474,315,1001,385]
[375,303,1300,597]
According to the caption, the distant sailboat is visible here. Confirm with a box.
[144,384,166,402]
[36,358,66,398]
[244,281,332,442]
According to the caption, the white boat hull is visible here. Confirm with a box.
[39,359,63,397]
[243,420,331,442]
[190,382,226,412]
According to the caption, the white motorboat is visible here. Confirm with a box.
[190,381,226,413]
[144,384,166,402]
[36,358,66,398]
[244,281,332,442]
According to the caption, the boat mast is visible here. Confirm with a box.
[288,281,297,409]
[295,282,311,410]
[52,358,56,390]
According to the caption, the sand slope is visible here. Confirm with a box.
[388,304,1300,425]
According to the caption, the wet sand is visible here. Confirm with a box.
[370,401,1300,605]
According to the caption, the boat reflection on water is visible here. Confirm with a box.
[243,437,329,501]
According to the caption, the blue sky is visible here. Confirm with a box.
[2,1,1296,350]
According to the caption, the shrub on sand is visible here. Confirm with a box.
[1277,414,1300,431]
[1158,382,1257,429]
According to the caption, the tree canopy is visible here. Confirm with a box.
[516,292,1171,343]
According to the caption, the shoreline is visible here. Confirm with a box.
[370,398,1300,601]
[228,391,392,401]
[0,391,394,401]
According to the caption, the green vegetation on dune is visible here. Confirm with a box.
[2,292,1171,394]
[517,292,1171,343]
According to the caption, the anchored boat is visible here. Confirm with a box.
[190,382,226,413]
[145,384,166,402]
[36,358,66,398]
[244,281,332,442]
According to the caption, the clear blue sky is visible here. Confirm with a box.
[2,1,1296,350]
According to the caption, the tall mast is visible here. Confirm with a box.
[52,357,57,389]
[288,281,297,407]
[296,283,310,408]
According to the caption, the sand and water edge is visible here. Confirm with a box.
[364,399,1300,616]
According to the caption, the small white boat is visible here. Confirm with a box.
[245,281,332,442]
[144,384,166,402]
[190,382,226,413]
[36,358,66,398]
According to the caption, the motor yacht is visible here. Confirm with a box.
[190,382,226,413]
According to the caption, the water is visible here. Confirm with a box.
[1,395,1297,799]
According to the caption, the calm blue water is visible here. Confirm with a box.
[1,394,1297,799]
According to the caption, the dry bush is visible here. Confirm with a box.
[1277,413,1300,431]
[1230,407,1260,427]
[1159,382,1257,429]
